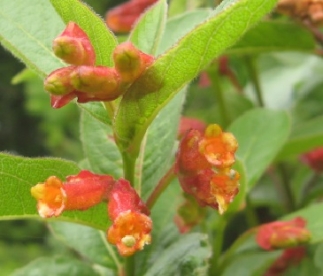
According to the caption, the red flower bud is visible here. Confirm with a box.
[106,0,158,33]
[106,178,152,256]
[256,217,311,250]
[31,170,114,218]
[113,42,154,82]
[177,116,207,139]
[301,147,323,173]
[53,22,95,66]
[44,66,76,96]
[70,66,122,101]
[198,71,211,88]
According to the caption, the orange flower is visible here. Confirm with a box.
[107,210,152,256]
[256,217,311,250]
[31,170,114,218]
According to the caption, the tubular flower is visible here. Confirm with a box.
[107,178,152,256]
[256,217,311,250]
[175,124,239,214]
[106,0,158,33]
[177,116,207,139]
[52,21,95,66]
[301,147,323,173]
[31,170,114,218]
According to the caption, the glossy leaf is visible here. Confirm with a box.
[114,0,278,156]
[11,255,101,276]
[129,0,167,55]
[0,0,64,77]
[226,21,315,55]
[143,233,211,276]
[80,111,122,178]
[0,152,107,230]
[228,108,290,190]
[50,0,117,66]
[278,115,323,159]
[50,221,121,271]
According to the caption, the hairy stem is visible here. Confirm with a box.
[146,164,176,209]
[122,153,136,186]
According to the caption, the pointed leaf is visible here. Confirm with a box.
[114,0,278,155]
[0,152,107,230]
[129,0,167,54]
[0,0,65,77]
[228,108,290,190]
[50,0,117,66]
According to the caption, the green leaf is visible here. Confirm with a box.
[79,102,112,126]
[158,9,212,55]
[0,0,65,77]
[143,233,211,276]
[114,0,278,155]
[80,110,122,178]
[129,0,167,55]
[50,0,117,66]
[140,89,185,199]
[220,251,280,276]
[49,221,121,271]
[11,255,101,276]
[278,115,323,159]
[0,152,107,230]
[228,108,290,190]
[226,21,315,55]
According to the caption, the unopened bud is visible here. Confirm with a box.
[44,66,75,96]
[70,66,122,100]
[113,42,154,82]
[53,22,95,65]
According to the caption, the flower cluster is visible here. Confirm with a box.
[256,217,311,250]
[106,0,158,33]
[31,171,152,257]
[277,0,323,25]
[44,22,154,108]
[175,124,240,214]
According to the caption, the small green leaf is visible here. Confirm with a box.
[0,0,64,77]
[143,233,211,276]
[278,115,323,159]
[80,110,122,178]
[228,108,290,190]
[114,0,278,155]
[79,102,111,126]
[50,0,117,66]
[226,21,315,55]
[50,221,121,271]
[0,152,107,230]
[129,0,167,55]
[11,255,101,276]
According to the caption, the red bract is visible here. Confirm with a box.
[177,116,207,139]
[265,247,306,276]
[256,217,311,250]
[52,22,95,66]
[30,170,114,218]
[106,0,158,33]
[107,179,152,256]
[301,147,323,173]
[175,124,240,214]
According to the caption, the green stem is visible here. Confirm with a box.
[103,101,116,118]
[146,164,176,209]
[245,56,264,107]
[209,217,227,275]
[125,256,135,276]
[206,66,229,127]
[122,153,136,185]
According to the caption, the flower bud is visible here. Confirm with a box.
[113,42,154,82]
[53,22,95,65]
[177,116,206,139]
[70,66,122,100]
[256,217,311,250]
[31,170,114,218]
[44,66,75,96]
[301,147,323,173]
